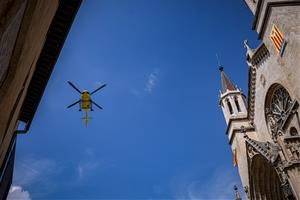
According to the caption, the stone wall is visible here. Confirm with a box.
[247,2,300,199]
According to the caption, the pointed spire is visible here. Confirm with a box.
[216,54,237,94]
[219,67,236,94]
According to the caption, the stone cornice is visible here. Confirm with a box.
[226,117,249,135]
[219,90,247,105]
[19,0,82,126]
[252,0,300,39]
[284,135,300,141]
[252,0,263,30]
[283,160,300,170]
[250,43,270,67]
[228,125,255,145]
[247,66,256,124]
[246,43,269,125]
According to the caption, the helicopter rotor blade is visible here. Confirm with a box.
[68,81,82,94]
[91,100,103,109]
[90,84,106,95]
[67,100,81,108]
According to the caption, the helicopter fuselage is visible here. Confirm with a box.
[81,91,91,111]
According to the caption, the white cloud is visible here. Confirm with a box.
[130,69,160,96]
[76,161,99,180]
[130,88,142,97]
[7,185,31,200]
[76,148,100,180]
[75,148,118,183]
[171,167,246,200]
[12,157,63,198]
[13,157,58,187]
[145,70,159,93]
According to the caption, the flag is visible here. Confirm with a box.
[270,24,287,56]
[233,148,238,167]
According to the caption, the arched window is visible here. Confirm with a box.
[290,127,298,136]
[265,84,293,133]
[227,100,233,115]
[234,96,241,112]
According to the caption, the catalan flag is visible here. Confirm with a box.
[270,24,287,56]
[233,148,238,167]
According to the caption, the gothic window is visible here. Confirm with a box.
[265,84,293,139]
[227,99,233,115]
[290,127,298,136]
[269,86,292,128]
[234,96,241,112]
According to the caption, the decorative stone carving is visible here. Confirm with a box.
[246,137,295,199]
[240,125,246,133]
[247,145,258,159]
[244,186,250,199]
[260,74,266,87]
[265,86,298,142]
[245,134,280,163]
[281,180,295,199]
[244,39,254,65]
[266,107,279,141]
[286,142,300,160]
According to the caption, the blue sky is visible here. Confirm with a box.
[10,0,260,199]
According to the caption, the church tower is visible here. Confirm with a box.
[219,66,254,199]
[218,0,300,199]
[219,66,247,124]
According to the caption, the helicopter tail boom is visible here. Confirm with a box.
[81,111,93,127]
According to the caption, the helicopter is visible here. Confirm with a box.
[67,81,106,127]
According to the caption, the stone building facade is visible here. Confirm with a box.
[220,0,300,199]
[0,1,81,199]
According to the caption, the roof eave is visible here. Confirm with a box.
[18,0,82,128]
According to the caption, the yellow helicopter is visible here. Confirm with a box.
[67,81,106,127]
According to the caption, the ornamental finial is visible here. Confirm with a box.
[244,39,254,59]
